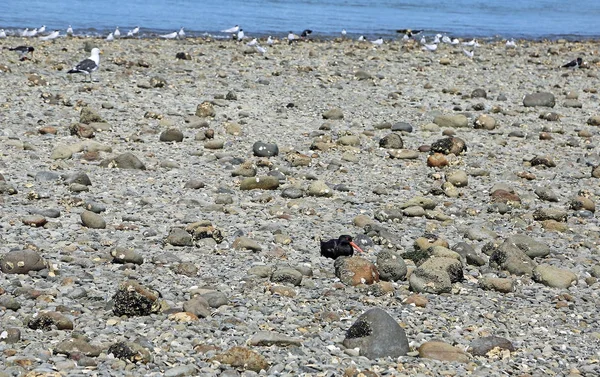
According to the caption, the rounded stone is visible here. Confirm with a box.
[80,210,106,229]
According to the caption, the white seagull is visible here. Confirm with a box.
[267,36,274,45]
[371,38,383,46]
[0,29,6,38]
[341,29,347,37]
[463,49,474,58]
[67,25,73,36]
[246,38,258,46]
[178,27,185,39]
[114,27,120,38]
[422,43,438,52]
[132,26,140,35]
[358,35,365,41]
[442,35,451,44]
[68,47,100,82]
[463,39,479,47]
[38,25,46,34]
[127,29,134,37]
[160,31,178,39]
[288,31,297,44]
[255,45,267,54]
[419,36,426,45]
[236,29,244,41]
[106,32,114,41]
[433,34,441,44]
[221,25,239,33]
[40,30,60,41]
[450,38,460,45]
[505,39,517,48]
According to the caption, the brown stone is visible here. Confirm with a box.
[334,257,380,286]
[427,153,448,167]
[418,341,469,362]
[403,294,428,307]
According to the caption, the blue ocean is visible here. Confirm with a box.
[1,0,599,40]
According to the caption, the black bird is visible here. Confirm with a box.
[8,46,35,60]
[396,29,423,37]
[562,57,582,68]
[301,29,313,38]
[320,235,364,259]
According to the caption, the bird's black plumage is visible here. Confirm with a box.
[8,46,35,60]
[68,58,97,74]
[320,235,364,259]
[562,57,582,68]
[301,29,313,38]
[396,29,423,37]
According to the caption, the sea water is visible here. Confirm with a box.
[1,0,599,39]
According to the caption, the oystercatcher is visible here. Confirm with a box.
[320,235,364,259]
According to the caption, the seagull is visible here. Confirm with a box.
[505,39,517,48]
[341,29,347,37]
[8,46,35,60]
[178,27,185,39]
[433,34,442,44]
[66,25,73,36]
[246,38,258,46]
[221,25,239,33]
[132,26,140,35]
[68,47,100,82]
[358,35,365,42]
[0,29,6,38]
[419,36,426,45]
[266,36,274,45]
[40,30,60,41]
[422,43,438,52]
[463,48,474,58]
[236,29,244,41]
[127,29,134,37]
[371,38,383,46]
[37,25,46,34]
[301,29,312,38]
[255,45,267,54]
[402,34,409,41]
[23,28,38,37]
[160,31,178,39]
[442,35,451,44]
[450,38,460,45]
[114,27,120,38]
[562,57,583,68]
[106,32,114,41]
[463,39,480,47]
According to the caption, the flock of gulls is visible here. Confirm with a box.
[0,24,585,82]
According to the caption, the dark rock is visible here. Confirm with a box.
[65,172,92,186]
[110,247,144,265]
[166,227,194,246]
[471,88,487,98]
[391,122,413,132]
[376,250,407,281]
[160,128,184,142]
[108,341,152,363]
[342,308,409,359]
[430,137,467,155]
[175,52,191,60]
[253,141,279,157]
[80,107,103,124]
[379,133,404,149]
[28,311,73,330]
[112,280,161,317]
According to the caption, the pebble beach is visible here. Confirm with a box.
[1,35,600,376]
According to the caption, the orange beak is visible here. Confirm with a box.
[350,241,364,253]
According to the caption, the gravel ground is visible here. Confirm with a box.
[1,36,600,376]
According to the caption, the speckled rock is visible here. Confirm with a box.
[532,208,568,222]
[248,331,302,347]
[212,346,269,372]
[430,137,467,155]
[334,256,380,286]
[54,337,104,357]
[270,267,303,286]
[233,236,263,251]
[166,227,194,246]
[445,170,468,187]
[160,128,184,142]
[183,296,212,318]
[322,108,344,120]
[474,114,496,130]
[28,311,74,330]
[379,133,403,149]
[108,341,152,363]
[342,308,409,359]
[112,280,161,317]
[307,180,333,197]
[376,250,407,281]
[409,257,463,294]
[489,239,536,275]
[80,107,104,124]
[110,247,144,265]
[479,276,514,293]
[196,101,216,117]
[0,249,47,274]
